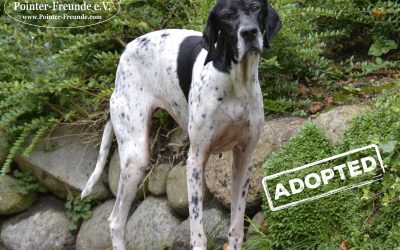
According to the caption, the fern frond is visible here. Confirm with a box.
[22,118,59,157]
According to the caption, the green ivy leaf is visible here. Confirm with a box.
[368,38,398,57]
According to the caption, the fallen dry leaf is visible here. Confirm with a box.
[223,243,228,250]
[340,240,350,250]
[296,84,311,95]
[324,96,334,104]
[309,102,323,114]
[361,93,371,99]
[371,8,387,17]
[341,77,355,84]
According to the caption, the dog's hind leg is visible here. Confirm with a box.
[108,98,152,250]
[81,119,114,199]
[227,146,253,250]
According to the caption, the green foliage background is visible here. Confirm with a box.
[0,0,399,174]
[0,0,399,247]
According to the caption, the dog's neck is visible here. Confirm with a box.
[230,52,260,88]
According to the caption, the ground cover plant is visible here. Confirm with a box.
[254,82,400,249]
[0,0,399,248]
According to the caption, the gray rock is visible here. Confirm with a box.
[108,149,149,201]
[204,117,305,211]
[148,163,173,196]
[166,165,211,217]
[0,175,36,215]
[314,105,370,145]
[76,199,114,250]
[1,196,75,250]
[126,197,181,250]
[246,211,266,239]
[168,127,187,151]
[14,125,110,200]
[172,207,230,250]
[0,218,7,250]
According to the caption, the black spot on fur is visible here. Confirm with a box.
[217,97,224,102]
[166,66,172,75]
[192,169,200,182]
[137,37,150,48]
[177,36,206,101]
[191,195,199,206]
[242,190,246,197]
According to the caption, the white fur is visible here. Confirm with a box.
[82,28,263,250]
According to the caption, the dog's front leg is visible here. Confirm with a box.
[228,146,253,250]
[187,145,209,250]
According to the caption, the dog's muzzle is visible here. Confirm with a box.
[239,25,262,55]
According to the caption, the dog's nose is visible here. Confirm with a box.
[240,26,258,41]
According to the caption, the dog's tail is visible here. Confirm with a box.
[81,119,114,199]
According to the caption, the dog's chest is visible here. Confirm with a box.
[188,61,264,152]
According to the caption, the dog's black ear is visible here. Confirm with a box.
[203,11,219,65]
[264,3,282,48]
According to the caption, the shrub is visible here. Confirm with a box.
[258,83,400,249]
[261,0,399,114]
[0,0,213,175]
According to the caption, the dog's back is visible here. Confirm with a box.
[113,29,204,129]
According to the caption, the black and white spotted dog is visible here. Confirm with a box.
[82,0,281,249]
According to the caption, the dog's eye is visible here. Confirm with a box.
[220,11,234,20]
[249,5,261,13]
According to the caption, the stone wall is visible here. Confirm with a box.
[0,105,369,250]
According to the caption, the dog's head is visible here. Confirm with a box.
[203,0,282,70]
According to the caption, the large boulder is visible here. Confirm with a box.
[0,175,37,215]
[314,105,370,145]
[126,197,181,250]
[148,163,173,196]
[166,165,211,217]
[14,125,110,200]
[76,199,114,250]
[172,207,230,250]
[108,149,149,201]
[204,117,305,212]
[0,196,75,250]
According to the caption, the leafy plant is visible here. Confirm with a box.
[257,85,400,249]
[13,169,48,195]
[65,193,93,231]
[368,37,398,57]
[262,0,400,114]
[0,0,214,175]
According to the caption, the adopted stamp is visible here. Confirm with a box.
[262,144,385,211]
